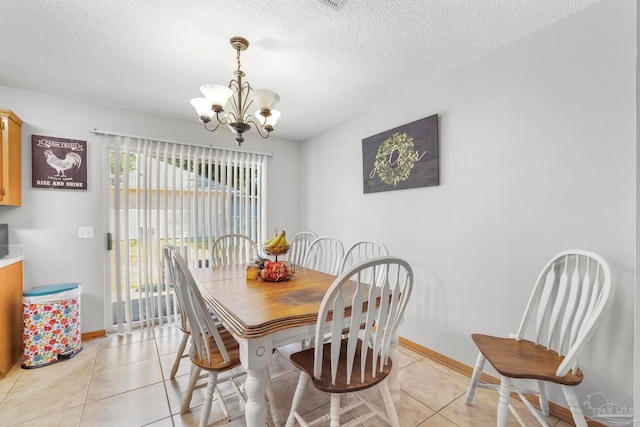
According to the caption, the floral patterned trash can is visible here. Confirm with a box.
[22,283,82,369]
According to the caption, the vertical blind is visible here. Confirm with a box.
[104,133,269,333]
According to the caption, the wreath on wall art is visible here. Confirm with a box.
[374,132,415,186]
[362,114,439,194]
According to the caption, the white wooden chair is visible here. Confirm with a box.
[339,240,389,281]
[465,250,614,427]
[164,244,212,413]
[301,236,344,276]
[162,245,190,380]
[285,256,414,427]
[209,233,258,267]
[165,246,279,427]
[287,231,318,266]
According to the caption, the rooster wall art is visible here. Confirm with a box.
[43,149,82,177]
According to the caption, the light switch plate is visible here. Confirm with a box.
[78,227,94,239]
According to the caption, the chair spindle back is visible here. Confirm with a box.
[167,246,231,366]
[210,233,258,267]
[288,231,318,266]
[515,250,612,376]
[302,237,345,276]
[313,256,413,386]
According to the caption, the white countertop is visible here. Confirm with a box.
[0,245,23,269]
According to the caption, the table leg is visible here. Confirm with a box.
[245,367,268,426]
[240,337,273,427]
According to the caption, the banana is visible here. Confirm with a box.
[266,232,284,249]
[276,231,288,248]
[263,233,279,246]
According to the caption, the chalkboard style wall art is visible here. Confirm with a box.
[362,114,439,194]
[32,135,87,190]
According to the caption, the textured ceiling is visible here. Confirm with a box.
[0,0,600,141]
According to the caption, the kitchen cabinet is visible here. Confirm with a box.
[0,109,23,206]
[0,260,23,376]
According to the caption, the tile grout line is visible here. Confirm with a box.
[153,326,179,426]
[77,341,101,427]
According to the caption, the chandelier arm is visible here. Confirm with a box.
[240,100,255,122]
[238,82,254,121]
[245,116,271,139]
[227,80,240,120]
[226,79,255,125]
[203,121,222,132]
[215,111,230,125]
[223,111,236,123]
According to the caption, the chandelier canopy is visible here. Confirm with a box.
[191,36,280,146]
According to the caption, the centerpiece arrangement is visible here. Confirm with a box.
[262,230,290,258]
[256,230,294,282]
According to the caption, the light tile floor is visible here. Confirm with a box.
[0,324,574,426]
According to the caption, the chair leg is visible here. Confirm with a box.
[200,371,219,427]
[466,352,486,405]
[170,332,189,379]
[561,385,588,427]
[536,380,549,416]
[497,377,512,427]
[286,372,309,427]
[265,369,281,427]
[181,365,202,414]
[329,393,341,427]
[379,379,400,427]
[214,380,230,418]
[388,337,401,401]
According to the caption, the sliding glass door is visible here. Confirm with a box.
[104,135,268,333]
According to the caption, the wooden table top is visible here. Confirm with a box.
[190,264,337,338]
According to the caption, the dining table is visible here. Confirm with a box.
[190,263,403,427]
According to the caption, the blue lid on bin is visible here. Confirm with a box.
[23,282,80,296]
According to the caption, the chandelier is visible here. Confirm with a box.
[190,36,281,146]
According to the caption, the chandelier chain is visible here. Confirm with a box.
[236,47,242,73]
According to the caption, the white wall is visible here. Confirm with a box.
[301,0,635,412]
[636,3,640,424]
[0,85,302,333]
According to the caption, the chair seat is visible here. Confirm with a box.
[290,338,392,393]
[471,334,583,386]
[190,327,242,372]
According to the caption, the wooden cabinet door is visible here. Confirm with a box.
[0,110,22,207]
[0,115,5,203]
[0,261,23,376]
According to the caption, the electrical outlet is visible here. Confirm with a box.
[78,227,94,239]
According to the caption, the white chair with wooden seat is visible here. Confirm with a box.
[165,246,280,427]
[287,231,318,266]
[339,241,389,281]
[162,245,190,380]
[285,256,414,427]
[164,244,212,413]
[209,233,259,267]
[165,245,243,422]
[337,241,391,346]
[301,236,344,276]
[465,249,614,427]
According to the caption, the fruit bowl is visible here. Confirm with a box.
[258,260,295,282]
[262,230,289,257]
[263,244,290,256]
